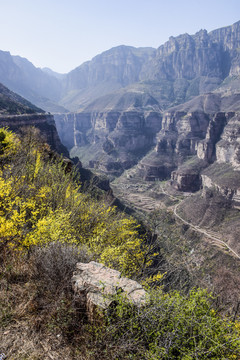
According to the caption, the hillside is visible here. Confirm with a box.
[0,50,68,113]
[0,82,43,115]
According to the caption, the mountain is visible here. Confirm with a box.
[0,21,239,115]
[58,21,240,111]
[41,67,66,80]
[0,50,68,113]
[52,21,240,258]
[0,82,43,115]
[53,21,240,176]
[59,46,155,111]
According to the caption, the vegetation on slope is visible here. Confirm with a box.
[0,83,43,115]
[0,127,239,359]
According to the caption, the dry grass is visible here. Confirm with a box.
[0,244,93,360]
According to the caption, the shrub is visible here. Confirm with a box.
[33,242,91,293]
[96,288,240,359]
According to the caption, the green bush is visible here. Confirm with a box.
[95,288,240,359]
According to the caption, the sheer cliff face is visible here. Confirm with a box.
[216,113,240,170]
[0,113,68,157]
[140,21,240,82]
[64,46,155,91]
[60,46,155,111]
[135,89,240,195]
[54,92,162,175]
[140,31,224,81]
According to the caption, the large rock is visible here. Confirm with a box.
[72,261,146,321]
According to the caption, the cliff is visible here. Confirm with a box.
[140,21,240,102]
[0,21,239,114]
[0,113,68,157]
[54,91,162,176]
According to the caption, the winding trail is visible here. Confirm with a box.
[113,178,240,260]
[161,186,240,260]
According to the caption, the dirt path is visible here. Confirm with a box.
[162,186,240,260]
[113,179,240,260]
[173,202,240,259]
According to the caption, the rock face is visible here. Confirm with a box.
[140,21,240,98]
[215,113,240,170]
[137,90,240,190]
[60,46,155,110]
[54,91,162,175]
[0,113,68,157]
[72,261,146,321]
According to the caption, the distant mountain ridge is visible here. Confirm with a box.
[0,21,239,114]
[0,50,67,113]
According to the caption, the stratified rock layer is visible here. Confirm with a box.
[0,113,68,156]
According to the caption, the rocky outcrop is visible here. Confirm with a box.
[200,162,240,208]
[215,113,240,170]
[0,113,68,156]
[171,171,202,192]
[72,261,146,321]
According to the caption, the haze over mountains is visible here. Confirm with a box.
[0,20,239,114]
[0,21,240,196]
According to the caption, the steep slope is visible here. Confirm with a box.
[60,46,155,111]
[0,51,68,113]
[0,82,43,115]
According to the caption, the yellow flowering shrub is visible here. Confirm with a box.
[0,128,150,276]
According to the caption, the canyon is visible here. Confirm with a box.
[0,20,240,261]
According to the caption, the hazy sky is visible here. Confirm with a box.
[0,0,239,73]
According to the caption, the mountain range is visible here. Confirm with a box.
[0,20,239,114]
[0,22,240,236]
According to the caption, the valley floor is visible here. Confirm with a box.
[111,166,240,260]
